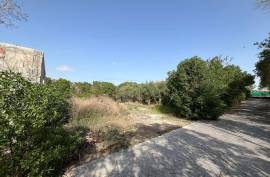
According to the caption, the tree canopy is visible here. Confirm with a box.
[164,56,254,120]
[255,34,270,87]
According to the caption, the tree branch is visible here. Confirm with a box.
[0,0,27,27]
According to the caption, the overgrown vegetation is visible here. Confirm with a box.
[163,57,254,120]
[65,96,190,164]
[69,96,122,130]
[0,55,254,176]
[0,72,83,177]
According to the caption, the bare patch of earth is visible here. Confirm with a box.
[64,103,190,173]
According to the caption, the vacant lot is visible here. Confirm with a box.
[65,97,190,170]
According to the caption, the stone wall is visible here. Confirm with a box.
[0,43,46,83]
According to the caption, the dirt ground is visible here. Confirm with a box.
[65,102,190,171]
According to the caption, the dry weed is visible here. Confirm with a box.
[70,96,122,120]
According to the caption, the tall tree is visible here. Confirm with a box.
[255,34,270,87]
[0,0,27,27]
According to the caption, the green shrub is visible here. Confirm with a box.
[222,73,254,106]
[45,78,73,98]
[165,57,223,119]
[0,71,82,177]
[164,57,254,120]
[140,82,166,104]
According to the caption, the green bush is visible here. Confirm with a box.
[140,82,166,104]
[164,57,254,120]
[45,78,73,98]
[222,73,254,106]
[208,58,254,106]
[73,82,92,98]
[0,72,82,176]
[164,57,223,119]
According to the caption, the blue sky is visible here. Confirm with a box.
[0,0,269,84]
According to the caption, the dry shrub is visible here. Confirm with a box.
[70,96,121,120]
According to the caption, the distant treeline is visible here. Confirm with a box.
[45,77,167,105]
[46,56,254,120]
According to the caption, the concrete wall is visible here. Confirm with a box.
[0,43,46,83]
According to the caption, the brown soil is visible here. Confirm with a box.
[64,102,191,172]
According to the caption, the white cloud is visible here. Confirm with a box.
[111,61,118,65]
[56,65,75,72]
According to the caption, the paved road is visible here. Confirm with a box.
[66,99,270,177]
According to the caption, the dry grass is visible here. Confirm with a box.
[68,96,124,131]
[64,97,191,170]
[68,97,190,132]
[71,96,121,118]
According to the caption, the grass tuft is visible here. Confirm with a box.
[152,105,177,115]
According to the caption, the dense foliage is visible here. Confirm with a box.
[45,77,73,98]
[255,34,270,88]
[164,57,254,120]
[57,79,167,105]
[46,79,117,98]
[73,82,92,97]
[0,72,82,176]
[114,82,140,102]
[114,81,167,104]
[91,81,116,97]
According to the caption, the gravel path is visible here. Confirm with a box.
[65,99,270,177]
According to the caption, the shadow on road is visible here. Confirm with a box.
[67,99,270,177]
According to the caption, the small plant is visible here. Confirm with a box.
[152,105,177,115]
